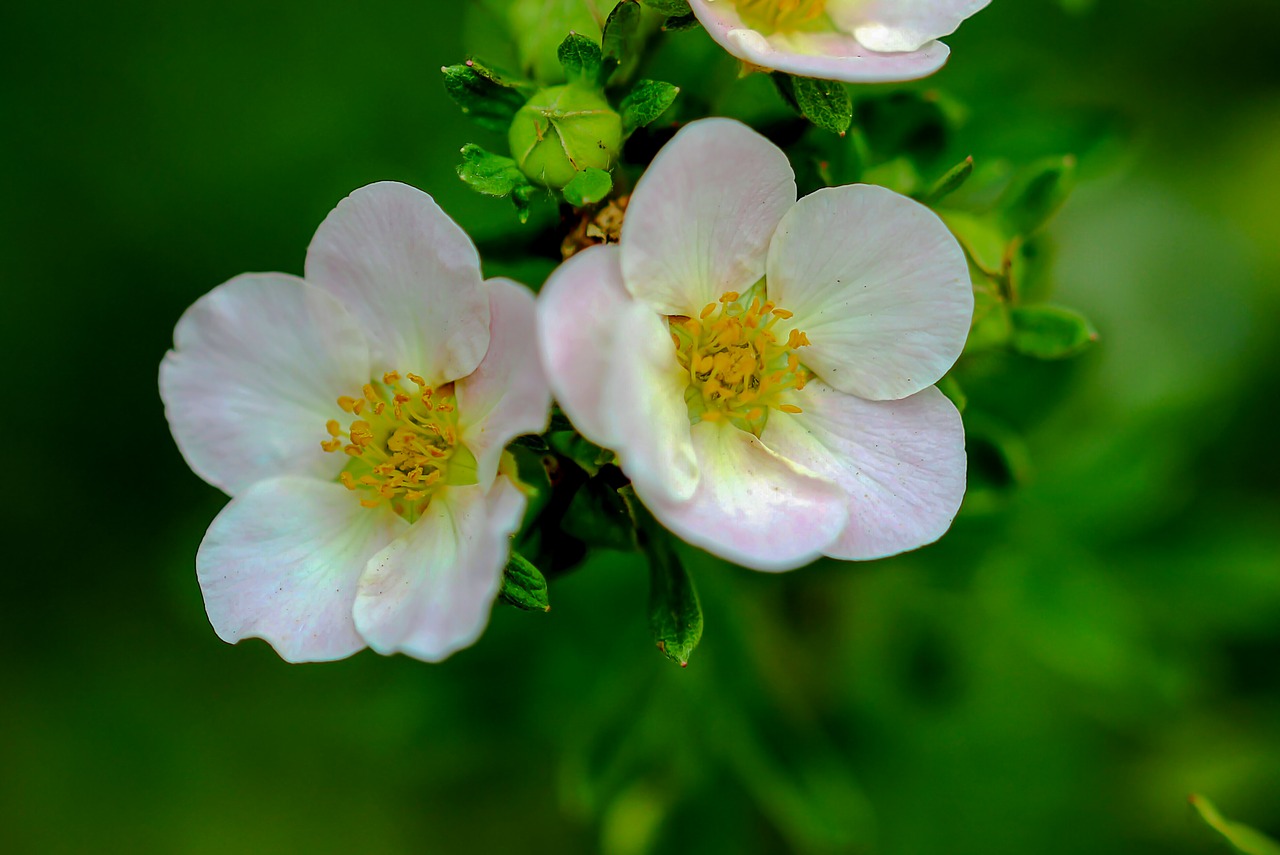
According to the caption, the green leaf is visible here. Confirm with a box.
[641,0,691,14]
[662,12,700,30]
[562,167,613,207]
[622,488,703,667]
[463,57,536,93]
[499,552,551,612]
[441,63,529,132]
[773,73,852,136]
[620,79,680,135]
[923,155,974,205]
[561,477,635,552]
[456,144,536,223]
[547,430,613,477]
[1189,794,1280,855]
[938,209,1008,276]
[557,32,604,85]
[1000,155,1077,237]
[1010,304,1097,359]
[600,0,641,85]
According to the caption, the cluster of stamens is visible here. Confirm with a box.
[322,371,458,520]
[736,0,828,31]
[671,291,811,436]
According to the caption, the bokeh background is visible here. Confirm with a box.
[3,0,1278,852]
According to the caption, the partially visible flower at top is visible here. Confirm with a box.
[160,182,550,662]
[687,0,990,83]
[538,118,972,571]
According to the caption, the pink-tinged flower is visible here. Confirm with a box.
[688,0,990,83]
[538,119,971,571]
[160,182,550,662]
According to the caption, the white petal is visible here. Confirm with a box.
[621,118,796,316]
[304,181,490,384]
[538,246,699,503]
[537,245,633,450]
[456,279,552,486]
[687,0,951,83]
[353,479,525,662]
[160,273,371,495]
[608,301,700,504]
[828,0,990,53]
[767,185,972,400]
[636,421,848,572]
[762,382,966,561]
[196,477,405,663]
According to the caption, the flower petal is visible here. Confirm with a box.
[636,421,848,572]
[687,0,951,83]
[196,477,405,663]
[762,382,966,561]
[456,278,552,486]
[160,273,371,495]
[767,185,972,400]
[608,300,700,504]
[352,479,525,662]
[828,0,990,54]
[304,181,490,384]
[537,245,632,450]
[621,118,796,316]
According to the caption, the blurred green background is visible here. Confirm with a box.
[3,0,1278,852]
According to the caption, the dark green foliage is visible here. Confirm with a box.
[772,73,853,135]
[500,552,552,612]
[620,79,680,134]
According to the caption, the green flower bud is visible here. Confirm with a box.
[508,83,623,189]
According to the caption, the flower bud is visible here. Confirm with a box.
[508,83,623,189]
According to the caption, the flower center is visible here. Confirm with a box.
[670,291,811,436]
[735,0,828,32]
[321,371,476,522]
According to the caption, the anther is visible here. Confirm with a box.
[383,371,400,384]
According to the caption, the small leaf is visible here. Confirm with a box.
[463,58,536,93]
[499,552,551,612]
[622,488,703,667]
[441,63,528,132]
[548,431,612,477]
[662,12,700,30]
[562,478,635,552]
[1000,155,1077,237]
[558,32,604,85]
[600,0,641,85]
[562,167,613,207]
[620,79,680,135]
[1009,304,1097,359]
[923,156,974,205]
[641,0,692,14]
[456,144,536,223]
[1189,794,1280,855]
[773,73,852,136]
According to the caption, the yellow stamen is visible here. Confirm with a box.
[321,375,466,522]
[669,291,811,436]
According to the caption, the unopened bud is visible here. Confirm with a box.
[508,83,623,189]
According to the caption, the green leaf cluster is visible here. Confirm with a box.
[444,1,680,214]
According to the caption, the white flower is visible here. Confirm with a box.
[688,0,990,83]
[160,182,550,662]
[538,119,972,571]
